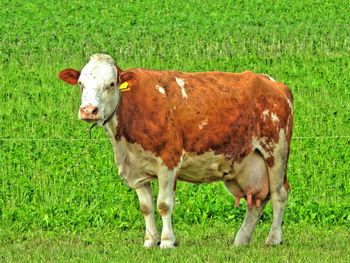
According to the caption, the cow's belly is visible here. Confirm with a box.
[178,151,232,183]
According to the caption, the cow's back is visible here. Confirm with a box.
[116,69,293,169]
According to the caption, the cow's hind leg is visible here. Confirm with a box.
[266,166,288,246]
[265,132,289,245]
[157,167,177,249]
[225,180,268,245]
[135,183,159,247]
[234,198,269,245]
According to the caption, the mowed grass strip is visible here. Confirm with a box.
[0,223,349,262]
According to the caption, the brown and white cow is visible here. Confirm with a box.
[58,54,293,248]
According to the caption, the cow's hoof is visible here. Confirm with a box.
[233,234,250,246]
[144,240,158,248]
[265,235,282,246]
[159,240,176,249]
[233,239,250,246]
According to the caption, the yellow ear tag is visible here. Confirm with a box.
[119,81,130,92]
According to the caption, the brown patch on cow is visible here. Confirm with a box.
[140,203,150,215]
[119,71,136,83]
[115,69,293,170]
[266,156,275,167]
[158,202,169,216]
[173,176,178,191]
[58,68,81,85]
[283,176,291,192]
[116,69,183,169]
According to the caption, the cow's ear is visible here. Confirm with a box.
[119,71,136,84]
[116,64,123,77]
[58,68,81,85]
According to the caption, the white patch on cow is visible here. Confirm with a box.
[286,114,292,135]
[112,137,170,189]
[284,95,293,134]
[104,116,119,153]
[78,54,120,125]
[262,109,269,116]
[175,77,188,99]
[252,137,275,159]
[198,118,208,130]
[285,95,293,111]
[268,129,288,189]
[179,151,231,182]
[262,109,279,124]
[263,74,276,82]
[156,85,166,96]
[271,113,279,123]
[262,109,269,120]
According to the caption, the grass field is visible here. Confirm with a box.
[0,0,349,261]
[1,223,350,262]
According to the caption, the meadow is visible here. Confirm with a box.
[0,0,349,261]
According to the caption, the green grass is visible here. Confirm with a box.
[1,223,349,262]
[0,0,349,261]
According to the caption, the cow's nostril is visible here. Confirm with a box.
[92,107,98,115]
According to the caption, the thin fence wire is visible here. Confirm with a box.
[0,138,109,141]
[293,135,350,139]
[0,136,349,141]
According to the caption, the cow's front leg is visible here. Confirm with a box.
[135,182,159,248]
[157,168,177,249]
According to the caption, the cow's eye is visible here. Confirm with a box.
[79,81,85,91]
[110,82,115,88]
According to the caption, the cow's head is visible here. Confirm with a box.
[58,54,123,125]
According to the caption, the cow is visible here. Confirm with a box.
[58,54,293,249]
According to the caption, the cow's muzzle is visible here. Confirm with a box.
[79,104,101,122]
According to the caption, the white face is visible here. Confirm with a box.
[78,54,120,124]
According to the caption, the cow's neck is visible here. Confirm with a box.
[104,115,118,145]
